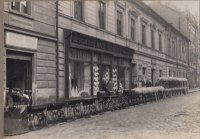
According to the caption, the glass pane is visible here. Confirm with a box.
[70,48,91,61]
[101,65,110,91]
[11,2,20,11]
[69,61,91,97]
[119,67,130,90]
[20,1,27,14]
[93,52,100,62]
[102,54,110,64]
[112,66,118,91]
[93,64,100,95]
[112,57,118,65]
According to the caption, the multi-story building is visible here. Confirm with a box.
[4,1,57,105]
[3,1,191,105]
[56,1,190,102]
[149,1,199,88]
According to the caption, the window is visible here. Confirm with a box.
[151,30,155,48]
[99,2,106,29]
[74,1,84,21]
[117,11,122,36]
[131,19,135,40]
[159,34,162,51]
[169,70,171,77]
[142,24,146,45]
[69,61,91,97]
[11,2,31,15]
[142,67,146,76]
[159,70,162,77]
[168,38,171,56]
[179,43,181,59]
[172,41,175,57]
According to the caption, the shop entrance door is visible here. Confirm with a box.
[6,50,33,105]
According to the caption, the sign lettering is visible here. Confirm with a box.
[71,31,134,57]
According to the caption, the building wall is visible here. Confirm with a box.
[4,2,57,105]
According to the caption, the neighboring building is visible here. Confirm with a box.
[149,1,199,88]
[4,2,57,105]
[3,1,191,106]
[57,0,190,102]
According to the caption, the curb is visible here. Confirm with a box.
[188,88,200,93]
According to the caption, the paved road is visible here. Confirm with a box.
[5,91,200,139]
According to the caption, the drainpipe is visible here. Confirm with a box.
[56,1,59,102]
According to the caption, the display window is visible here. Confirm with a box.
[69,61,91,97]
[68,47,132,98]
[6,51,32,106]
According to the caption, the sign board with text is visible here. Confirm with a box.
[5,32,38,50]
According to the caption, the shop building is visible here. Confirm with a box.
[3,1,192,106]
[4,1,57,105]
[149,1,199,88]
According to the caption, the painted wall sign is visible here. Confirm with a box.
[5,32,38,50]
[70,31,134,57]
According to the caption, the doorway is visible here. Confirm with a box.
[151,69,155,86]
[6,51,33,105]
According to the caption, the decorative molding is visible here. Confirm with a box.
[128,9,139,17]
[140,17,149,24]
[150,22,157,30]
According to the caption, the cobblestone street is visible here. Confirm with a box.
[5,91,200,139]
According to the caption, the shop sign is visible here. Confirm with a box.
[5,32,38,50]
[71,31,134,57]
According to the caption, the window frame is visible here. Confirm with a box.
[151,29,155,49]
[116,10,122,36]
[9,2,33,18]
[74,1,84,21]
[168,38,171,56]
[158,33,162,52]
[98,1,106,30]
[115,3,125,37]
[128,10,138,41]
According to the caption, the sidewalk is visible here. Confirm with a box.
[189,87,200,93]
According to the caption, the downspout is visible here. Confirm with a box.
[56,1,59,102]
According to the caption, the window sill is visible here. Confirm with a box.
[9,9,34,20]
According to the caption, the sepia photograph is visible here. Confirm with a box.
[2,0,200,139]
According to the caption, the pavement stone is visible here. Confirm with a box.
[4,91,200,139]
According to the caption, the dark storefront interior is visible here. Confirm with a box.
[6,51,32,106]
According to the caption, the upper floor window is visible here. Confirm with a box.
[131,19,135,41]
[159,70,162,77]
[99,2,106,29]
[117,11,122,36]
[141,24,146,45]
[172,40,175,57]
[151,30,155,48]
[168,38,171,56]
[142,67,146,76]
[74,1,84,21]
[11,2,31,15]
[159,34,162,52]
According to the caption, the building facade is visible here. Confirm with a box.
[4,2,57,105]
[149,1,199,88]
[4,1,191,106]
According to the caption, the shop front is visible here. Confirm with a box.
[64,30,134,99]
[4,31,38,135]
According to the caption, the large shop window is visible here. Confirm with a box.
[93,52,100,96]
[119,58,130,90]
[11,2,31,15]
[101,54,111,91]
[69,48,91,97]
